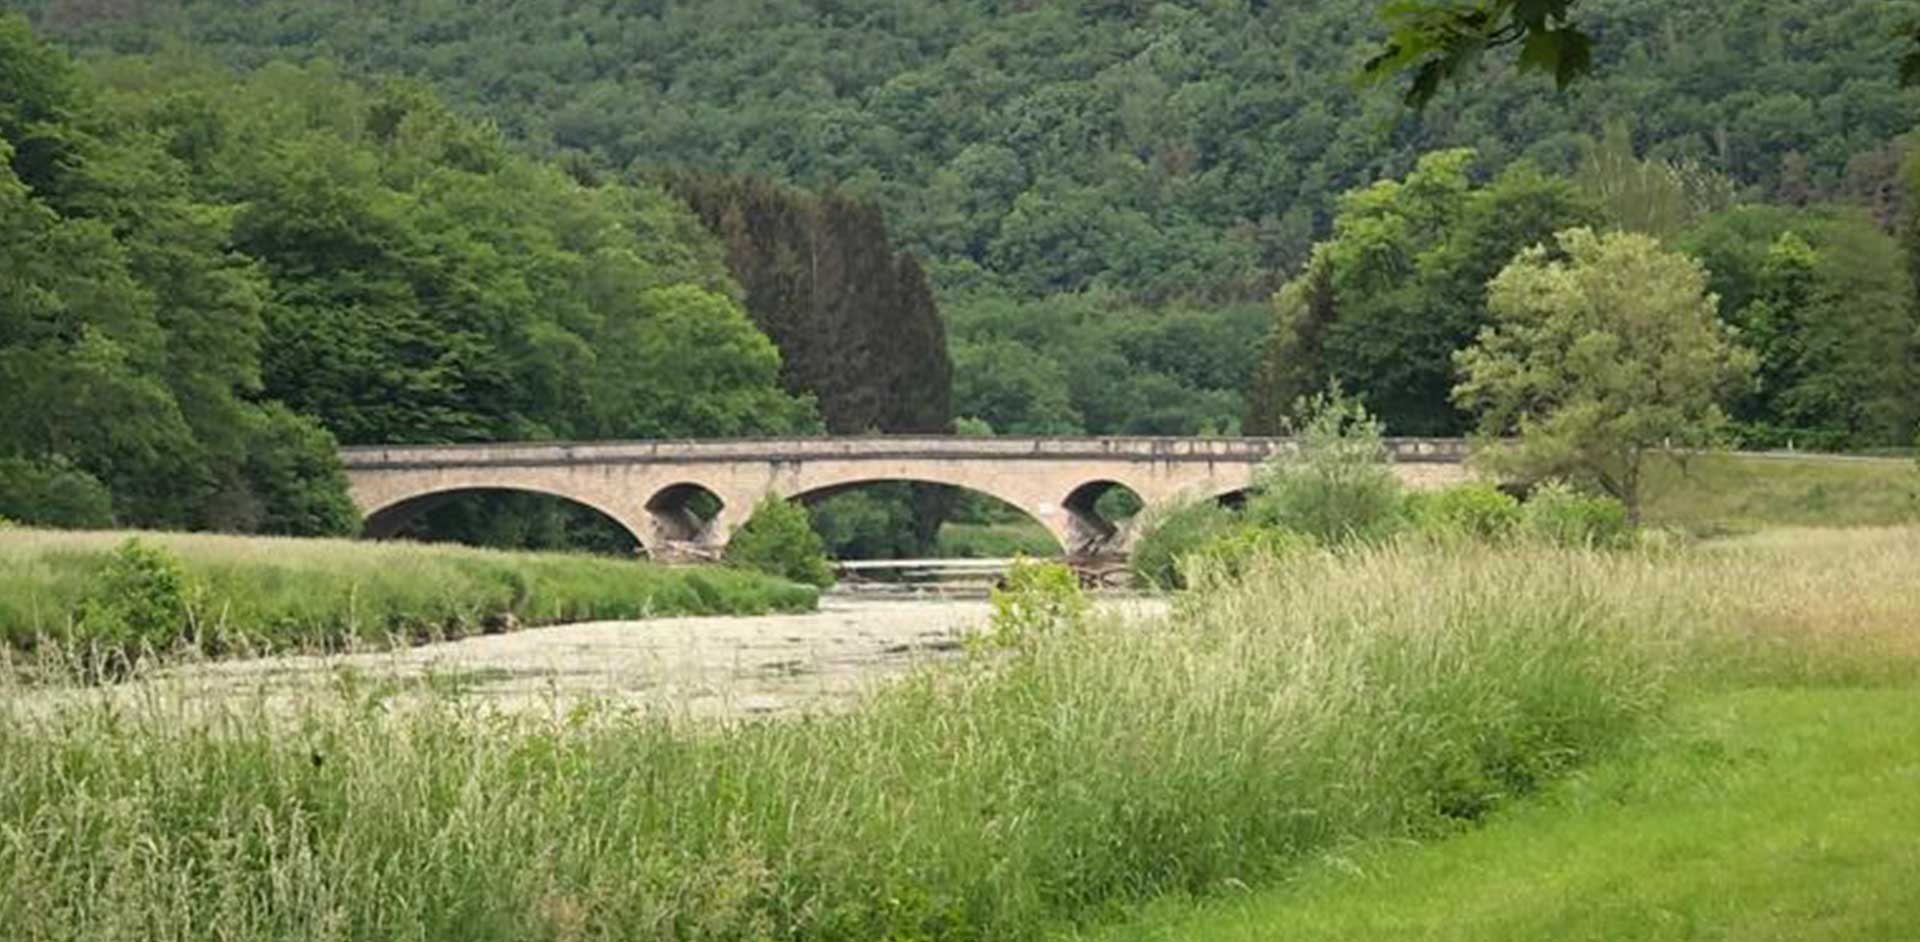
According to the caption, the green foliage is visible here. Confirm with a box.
[1130,497,1238,591]
[70,538,193,667]
[231,405,359,537]
[386,492,640,558]
[32,0,1911,310]
[808,487,926,561]
[1520,481,1633,548]
[1248,151,1601,435]
[1681,204,1919,450]
[934,520,1062,559]
[1177,525,1317,591]
[1247,388,1408,545]
[0,18,818,545]
[954,415,995,437]
[1407,483,1525,542]
[1579,119,1736,240]
[1,529,817,658]
[725,495,836,588]
[1366,0,1592,108]
[985,556,1088,648]
[667,174,952,438]
[0,457,115,529]
[1455,228,1758,520]
[949,294,1268,436]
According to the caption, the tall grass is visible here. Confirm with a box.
[2,530,1915,940]
[0,528,818,659]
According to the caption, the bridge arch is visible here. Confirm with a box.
[645,482,726,549]
[360,484,651,555]
[1061,479,1147,556]
[784,475,1069,557]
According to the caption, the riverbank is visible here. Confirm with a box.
[0,528,818,666]
[5,529,1913,940]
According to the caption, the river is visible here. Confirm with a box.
[53,596,1164,719]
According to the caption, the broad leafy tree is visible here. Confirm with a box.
[1248,150,1601,436]
[1454,228,1758,520]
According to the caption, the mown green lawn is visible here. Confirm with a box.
[1083,687,1920,942]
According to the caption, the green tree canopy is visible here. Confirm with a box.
[0,16,817,538]
[1680,204,1919,449]
[1249,149,1602,436]
[1454,228,1758,519]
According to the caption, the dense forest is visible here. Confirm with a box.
[22,0,1916,442]
[0,15,819,535]
[4,0,1919,548]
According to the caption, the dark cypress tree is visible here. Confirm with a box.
[666,173,953,437]
[667,173,955,552]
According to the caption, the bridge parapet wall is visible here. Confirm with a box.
[340,436,1473,469]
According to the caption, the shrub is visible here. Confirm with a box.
[1130,497,1237,589]
[1247,387,1406,545]
[0,457,115,529]
[725,494,837,587]
[1179,524,1316,590]
[1407,483,1523,542]
[986,556,1088,648]
[1521,481,1633,548]
[70,538,194,674]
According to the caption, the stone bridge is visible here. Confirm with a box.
[342,437,1474,558]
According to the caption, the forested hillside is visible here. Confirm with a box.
[23,0,1920,443]
[25,0,1919,300]
[0,16,817,534]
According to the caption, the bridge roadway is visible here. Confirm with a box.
[342,436,1474,558]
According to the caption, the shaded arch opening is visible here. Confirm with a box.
[1063,480,1146,556]
[645,483,724,547]
[789,479,1064,561]
[1211,488,1253,511]
[363,488,643,557]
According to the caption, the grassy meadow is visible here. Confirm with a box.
[2,527,1916,940]
[0,528,818,662]
[1641,452,1920,533]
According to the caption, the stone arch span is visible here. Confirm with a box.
[784,477,1069,557]
[340,437,1480,561]
[1060,479,1147,556]
[645,482,726,554]
[781,470,1162,557]
[360,484,652,554]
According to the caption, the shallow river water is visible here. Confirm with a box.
[55,596,1164,719]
